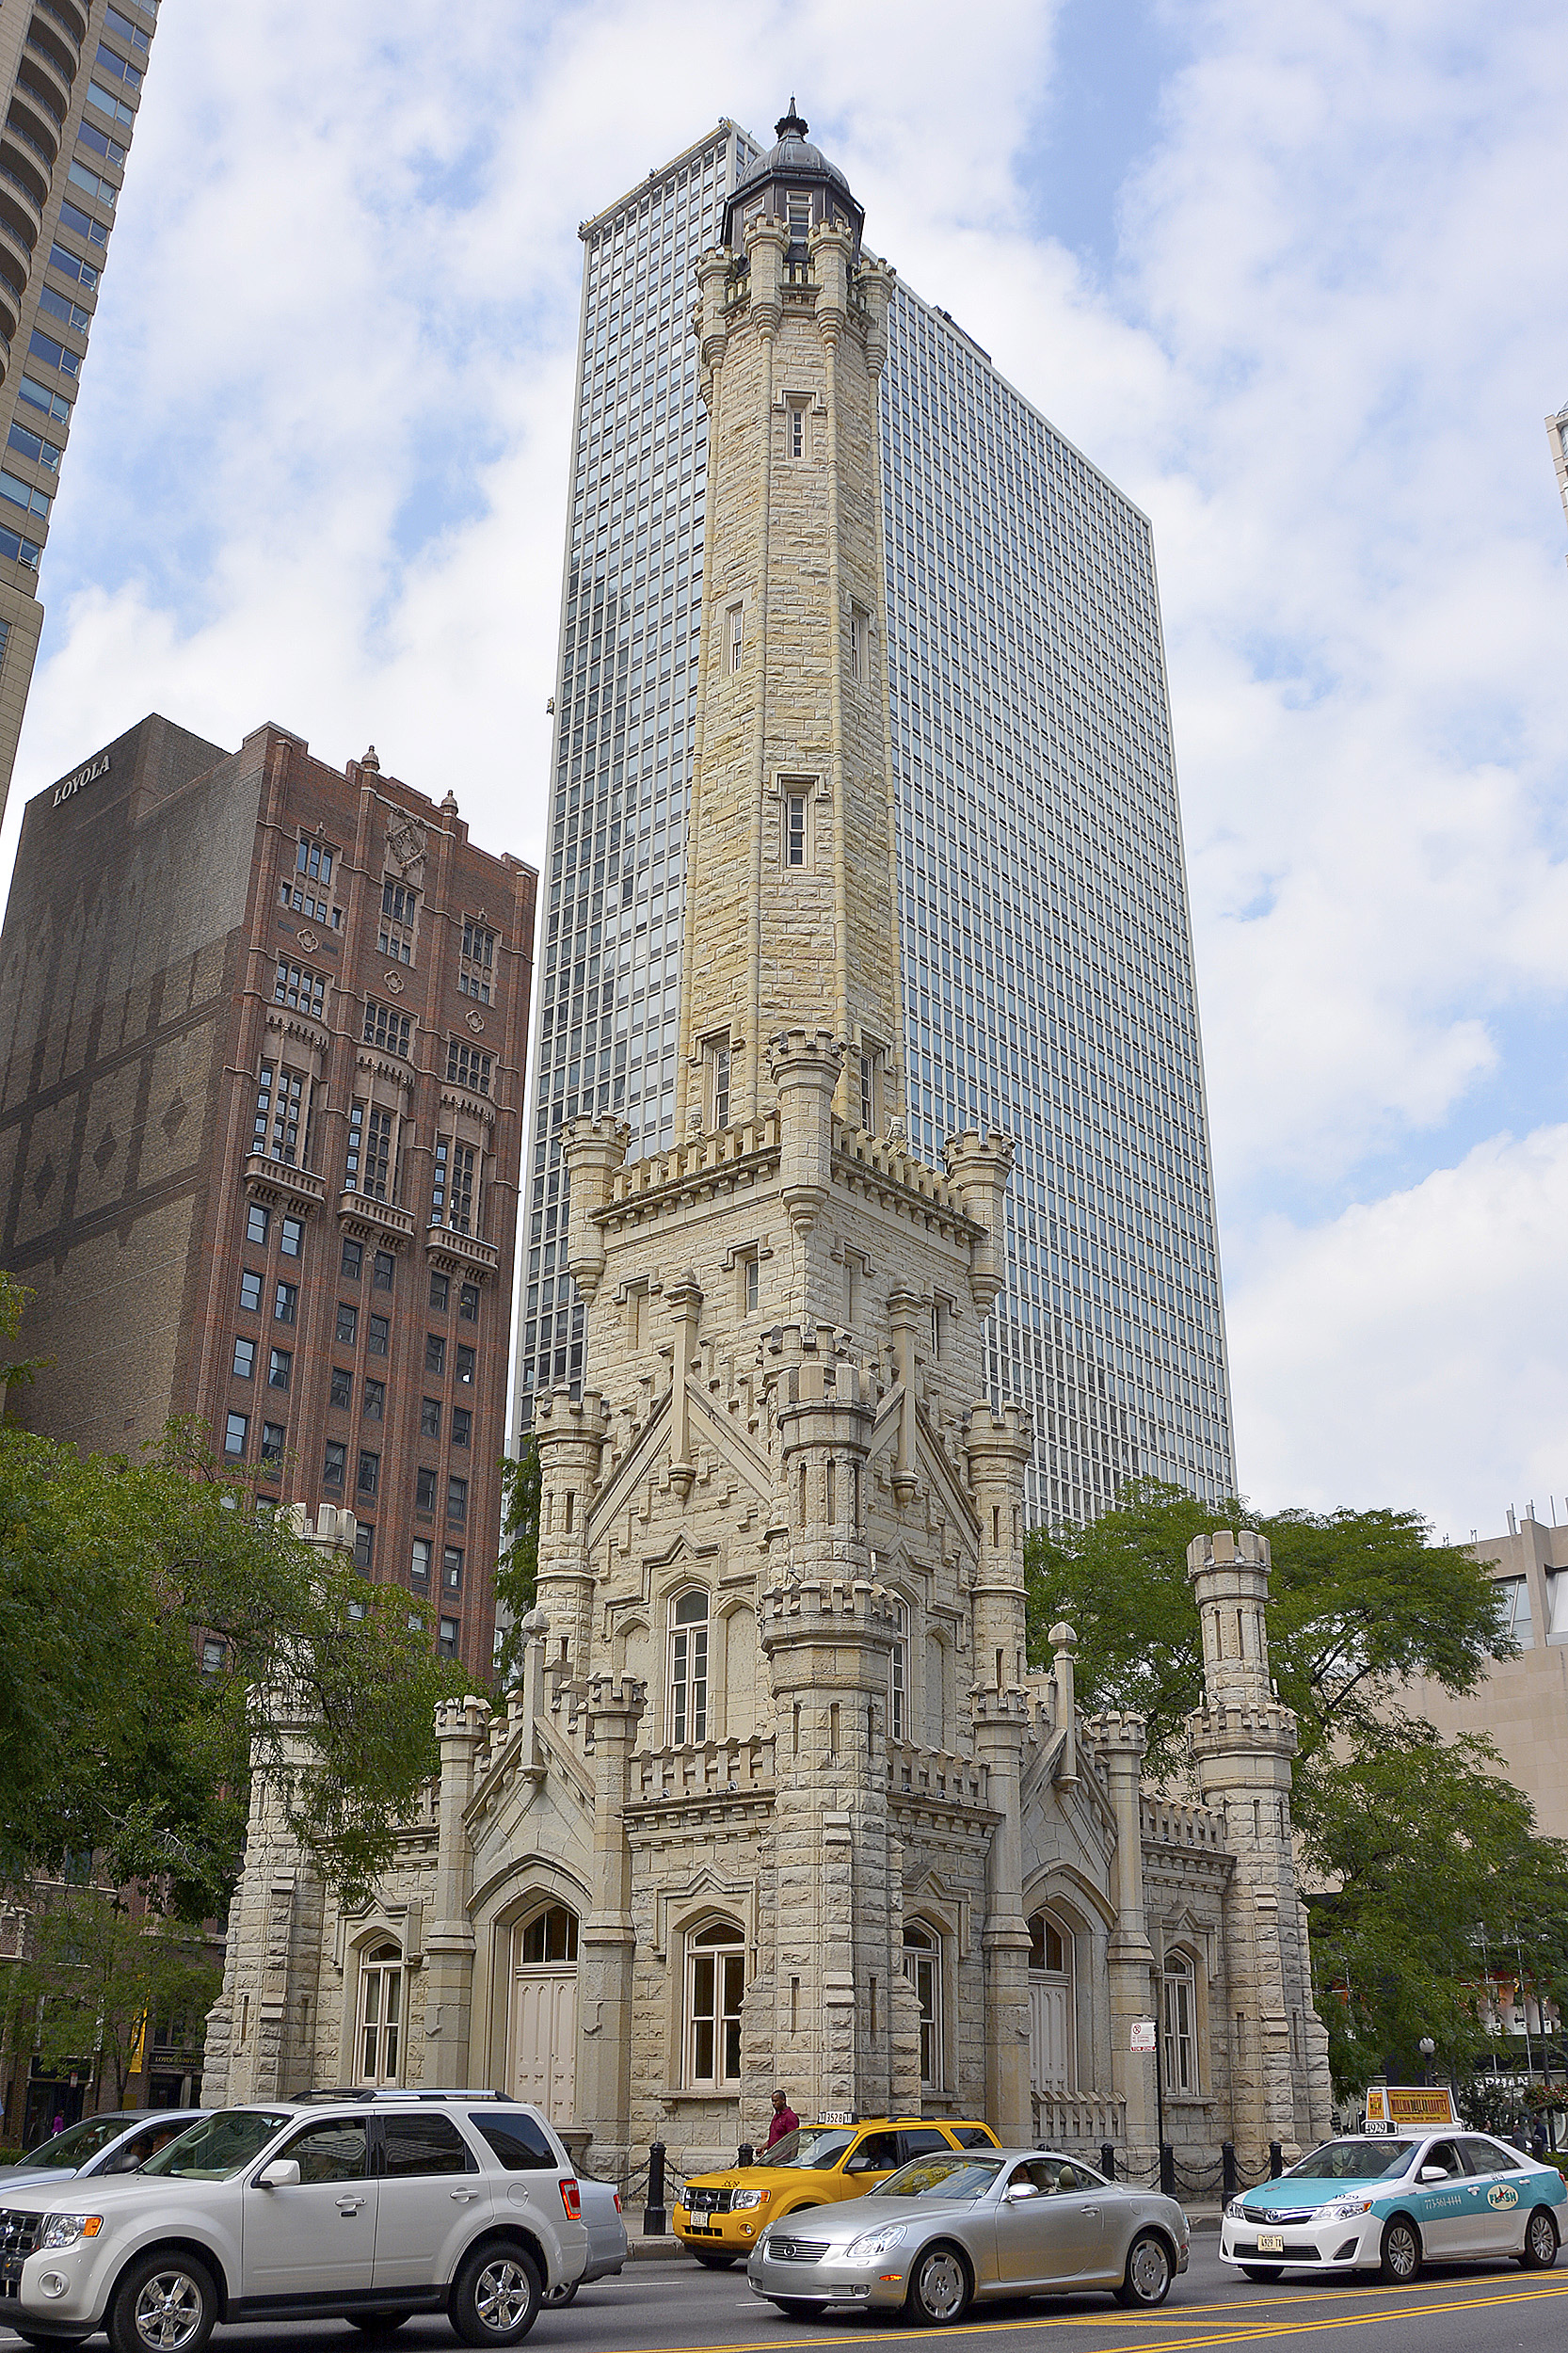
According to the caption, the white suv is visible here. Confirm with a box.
[0,2091,589,2352]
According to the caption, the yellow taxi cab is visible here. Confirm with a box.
[674,2116,1000,2265]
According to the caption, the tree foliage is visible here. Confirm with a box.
[1024,1479,1564,2101]
[0,1414,466,1921]
[1025,1479,1512,1781]
[492,1440,542,1686]
[0,1888,220,2106]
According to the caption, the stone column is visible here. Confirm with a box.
[1089,1711,1159,2163]
[758,1349,904,2121]
[575,1674,646,2169]
[533,1388,609,1679]
[422,1693,490,2086]
[1185,1529,1331,2165]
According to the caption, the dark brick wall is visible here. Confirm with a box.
[0,715,537,1676]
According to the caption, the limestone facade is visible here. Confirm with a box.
[203,111,1329,2181]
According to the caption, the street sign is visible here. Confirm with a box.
[1130,2019,1157,2053]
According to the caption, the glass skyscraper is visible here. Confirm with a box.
[0,0,160,817]
[517,117,1236,1524]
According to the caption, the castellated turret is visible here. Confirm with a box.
[199,108,1329,2189]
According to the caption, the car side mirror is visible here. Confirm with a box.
[1005,2184,1042,2201]
[257,2159,301,2188]
[1418,2167,1447,2185]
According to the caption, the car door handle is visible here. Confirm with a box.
[1083,2207,1098,2217]
[450,2189,479,2202]
[337,2197,366,2214]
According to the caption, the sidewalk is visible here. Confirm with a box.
[626,2205,1224,2261]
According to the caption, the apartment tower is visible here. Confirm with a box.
[517,111,1234,1526]
[0,0,159,814]
[0,716,536,1672]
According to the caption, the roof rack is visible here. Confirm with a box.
[294,2088,519,2105]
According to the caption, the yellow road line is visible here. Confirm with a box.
[635,2273,1568,2353]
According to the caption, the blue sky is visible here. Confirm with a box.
[8,0,1568,1537]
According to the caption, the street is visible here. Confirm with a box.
[5,2241,1562,2353]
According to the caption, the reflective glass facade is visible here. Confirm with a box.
[883,288,1233,1519]
[517,123,761,1428]
[517,124,1236,1526]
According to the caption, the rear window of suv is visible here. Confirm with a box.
[470,2112,560,2171]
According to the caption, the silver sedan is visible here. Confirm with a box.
[746,2147,1190,2323]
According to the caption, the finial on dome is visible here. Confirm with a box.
[776,98,808,139]
[360,744,381,773]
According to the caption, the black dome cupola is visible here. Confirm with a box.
[723,101,864,260]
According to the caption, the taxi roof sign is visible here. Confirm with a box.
[1364,2083,1460,2132]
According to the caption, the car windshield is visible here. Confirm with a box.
[140,2110,294,2181]
[767,2129,856,2170]
[1284,2140,1418,2181]
[877,2154,1005,2200]
[19,2115,135,2169]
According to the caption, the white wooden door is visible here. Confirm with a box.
[511,1968,576,2120]
[1030,1972,1074,2092]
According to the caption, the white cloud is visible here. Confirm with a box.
[5,0,1568,1531]
[1228,1125,1568,1535]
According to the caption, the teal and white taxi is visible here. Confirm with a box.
[1221,2132,1564,2284]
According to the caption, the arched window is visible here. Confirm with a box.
[520,1904,579,1964]
[357,1941,402,2086]
[903,1922,941,2089]
[686,1918,744,2086]
[889,1600,908,1743]
[1027,1909,1076,2094]
[1162,1951,1196,2094]
[669,1589,709,1746]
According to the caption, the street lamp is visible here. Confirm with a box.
[1418,2036,1436,2087]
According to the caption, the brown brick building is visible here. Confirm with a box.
[0,714,536,1671]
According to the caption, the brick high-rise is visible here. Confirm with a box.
[0,0,162,816]
[0,715,536,1672]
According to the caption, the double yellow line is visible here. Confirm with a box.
[668,2271,1568,2353]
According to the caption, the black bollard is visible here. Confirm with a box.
[1269,2141,1283,2180]
[644,2140,667,2237]
[1160,2143,1176,2197]
[738,2143,755,2168]
[1099,2142,1116,2182]
[1222,2142,1238,2200]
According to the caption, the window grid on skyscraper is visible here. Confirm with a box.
[515,121,1236,1531]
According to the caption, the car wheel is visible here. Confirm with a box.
[905,2243,970,2325]
[541,2281,581,2307]
[348,2317,416,2336]
[1240,2265,1283,2282]
[1521,2207,1560,2270]
[1114,2230,1174,2309]
[451,2241,543,2346]
[1379,2217,1421,2285]
[107,2249,218,2353]
[692,2251,736,2269]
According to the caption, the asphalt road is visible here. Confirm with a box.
[5,2240,1564,2353]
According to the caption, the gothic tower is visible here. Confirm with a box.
[675,105,903,1134]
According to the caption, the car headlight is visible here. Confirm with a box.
[1224,2199,1246,2221]
[845,2224,908,2261]
[40,2214,103,2250]
[730,2187,770,2211]
[1321,2198,1375,2221]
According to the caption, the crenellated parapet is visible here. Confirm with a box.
[943,1128,1016,1315]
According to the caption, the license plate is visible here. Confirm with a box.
[1256,2234,1285,2255]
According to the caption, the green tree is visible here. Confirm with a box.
[0,1888,220,2107]
[1025,1480,1512,1781]
[1024,1480,1564,2102]
[0,1419,466,1920]
[492,1439,542,1686]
